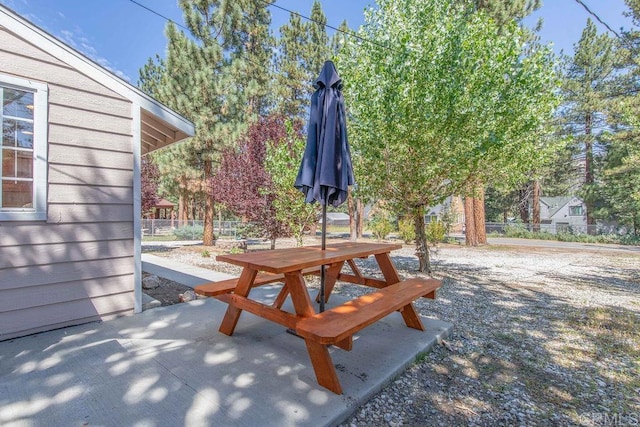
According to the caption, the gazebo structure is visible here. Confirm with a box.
[152,198,175,220]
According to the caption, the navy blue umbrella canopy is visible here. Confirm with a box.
[295,60,355,208]
[294,60,354,312]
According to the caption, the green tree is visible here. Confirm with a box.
[274,12,309,118]
[337,0,558,272]
[303,1,331,79]
[264,122,319,246]
[464,0,544,243]
[561,19,618,233]
[139,0,273,245]
[274,1,331,118]
[595,0,640,236]
[472,0,541,27]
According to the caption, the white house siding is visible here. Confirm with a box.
[549,197,587,231]
[0,28,136,340]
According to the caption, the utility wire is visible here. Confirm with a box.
[129,0,190,32]
[573,0,622,39]
[127,0,315,100]
[259,0,390,51]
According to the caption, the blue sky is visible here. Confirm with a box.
[0,0,633,83]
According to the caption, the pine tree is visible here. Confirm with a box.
[138,0,274,245]
[463,0,545,245]
[561,19,617,233]
[303,1,331,79]
[275,13,309,118]
[473,0,541,27]
[596,1,640,236]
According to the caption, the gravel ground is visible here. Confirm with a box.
[144,238,640,426]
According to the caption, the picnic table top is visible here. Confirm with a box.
[216,241,402,274]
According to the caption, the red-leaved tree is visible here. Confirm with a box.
[141,156,160,217]
[213,115,302,248]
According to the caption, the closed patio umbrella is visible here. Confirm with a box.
[295,60,355,312]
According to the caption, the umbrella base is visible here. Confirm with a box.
[285,328,304,338]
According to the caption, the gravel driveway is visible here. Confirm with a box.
[146,239,640,426]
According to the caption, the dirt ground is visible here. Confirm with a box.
[142,273,194,306]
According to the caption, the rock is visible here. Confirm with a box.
[142,275,161,290]
[215,239,247,251]
[179,290,197,302]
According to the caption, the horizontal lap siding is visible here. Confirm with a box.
[0,29,137,340]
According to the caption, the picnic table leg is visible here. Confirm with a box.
[304,339,343,394]
[375,253,401,285]
[375,253,425,330]
[219,268,257,336]
[315,261,344,303]
[272,283,289,309]
[284,272,342,392]
[399,303,426,330]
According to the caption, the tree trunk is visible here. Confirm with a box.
[519,187,530,223]
[464,196,477,246]
[585,111,596,234]
[202,159,216,246]
[348,189,358,241]
[178,194,185,227]
[532,180,541,232]
[357,199,364,238]
[412,206,431,274]
[472,188,487,244]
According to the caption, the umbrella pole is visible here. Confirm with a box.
[320,203,327,312]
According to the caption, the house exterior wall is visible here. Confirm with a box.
[549,197,587,231]
[0,28,135,340]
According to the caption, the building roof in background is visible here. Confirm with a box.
[0,4,194,154]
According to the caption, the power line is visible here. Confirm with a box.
[128,0,190,32]
[260,0,390,51]
[127,0,315,100]
[573,0,622,39]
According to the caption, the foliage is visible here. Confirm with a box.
[368,212,394,241]
[336,0,559,271]
[173,224,204,240]
[398,217,416,244]
[274,1,332,118]
[470,0,541,27]
[138,0,274,245]
[236,222,263,239]
[201,249,211,258]
[560,19,618,230]
[264,121,319,246]
[213,115,293,243]
[426,221,447,245]
[141,156,160,215]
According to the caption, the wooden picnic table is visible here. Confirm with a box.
[195,241,441,394]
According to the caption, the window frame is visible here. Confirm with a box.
[568,205,584,216]
[0,73,48,221]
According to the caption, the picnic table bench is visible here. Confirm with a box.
[197,242,441,394]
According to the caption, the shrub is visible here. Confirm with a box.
[398,217,415,244]
[201,249,211,258]
[236,222,262,239]
[369,214,394,241]
[426,220,446,244]
[174,224,204,240]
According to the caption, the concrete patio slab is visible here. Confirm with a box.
[2,254,451,426]
[0,287,451,426]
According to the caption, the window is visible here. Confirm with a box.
[0,74,48,221]
[569,205,584,216]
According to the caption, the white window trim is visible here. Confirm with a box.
[0,73,48,221]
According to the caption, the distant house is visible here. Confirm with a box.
[424,195,465,233]
[0,6,194,340]
[538,196,587,233]
[320,212,350,226]
[150,198,176,220]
